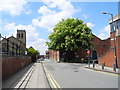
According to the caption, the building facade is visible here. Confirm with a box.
[1,30,26,55]
[48,14,120,68]
[98,14,120,68]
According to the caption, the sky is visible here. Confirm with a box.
[0,0,119,55]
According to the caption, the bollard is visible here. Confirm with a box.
[93,60,95,68]
[88,60,90,67]
[113,64,116,72]
[102,62,105,70]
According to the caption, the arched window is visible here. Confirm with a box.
[18,34,20,38]
[92,51,98,60]
[21,33,23,38]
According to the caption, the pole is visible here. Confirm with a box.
[88,54,90,67]
[111,14,117,71]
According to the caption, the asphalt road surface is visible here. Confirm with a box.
[43,59,118,88]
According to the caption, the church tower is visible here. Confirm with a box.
[17,30,26,47]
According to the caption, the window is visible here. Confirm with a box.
[110,23,113,32]
[18,34,20,38]
[117,19,120,29]
[114,21,117,30]
[21,33,23,38]
[110,22,116,32]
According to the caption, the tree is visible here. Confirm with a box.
[46,18,93,62]
[27,47,39,62]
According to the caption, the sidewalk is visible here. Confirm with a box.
[84,64,120,75]
[26,62,49,88]
[2,62,50,89]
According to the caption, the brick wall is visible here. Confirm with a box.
[2,55,32,80]
[49,50,60,61]
[98,48,114,67]
[116,36,120,68]
[92,35,111,57]
[98,33,120,69]
[110,31,116,47]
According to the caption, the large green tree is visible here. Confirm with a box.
[46,18,93,61]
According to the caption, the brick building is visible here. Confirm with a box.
[98,14,120,68]
[48,14,120,68]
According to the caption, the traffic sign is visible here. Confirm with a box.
[87,50,90,54]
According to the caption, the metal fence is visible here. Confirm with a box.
[0,33,26,56]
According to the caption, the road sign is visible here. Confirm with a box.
[87,50,90,54]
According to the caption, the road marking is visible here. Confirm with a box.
[49,72,61,89]
[48,73,57,88]
[43,64,62,90]
[83,67,120,76]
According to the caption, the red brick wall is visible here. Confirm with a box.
[2,55,32,80]
[49,50,60,61]
[92,35,103,57]
[98,32,120,69]
[92,35,111,57]
[116,36,120,68]
[57,51,60,61]
[98,48,114,67]
[110,31,116,47]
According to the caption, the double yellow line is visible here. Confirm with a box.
[42,64,62,90]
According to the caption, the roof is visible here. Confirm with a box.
[7,36,24,44]
[109,14,120,23]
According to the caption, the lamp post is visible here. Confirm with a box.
[102,12,117,71]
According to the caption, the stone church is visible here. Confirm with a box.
[1,30,26,55]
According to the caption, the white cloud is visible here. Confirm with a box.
[86,22,95,28]
[33,0,79,32]
[98,25,110,40]
[38,6,55,15]
[102,25,110,34]
[3,23,17,37]
[98,33,108,40]
[26,10,31,15]
[29,38,47,55]
[0,0,27,15]
[2,23,47,54]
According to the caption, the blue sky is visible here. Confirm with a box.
[0,0,119,54]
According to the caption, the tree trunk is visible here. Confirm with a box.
[65,51,75,62]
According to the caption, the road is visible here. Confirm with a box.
[43,59,118,88]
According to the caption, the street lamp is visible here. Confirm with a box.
[102,12,117,71]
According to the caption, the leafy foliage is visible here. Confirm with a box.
[27,47,39,62]
[46,18,93,52]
